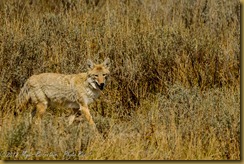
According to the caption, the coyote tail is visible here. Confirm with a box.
[17,81,31,109]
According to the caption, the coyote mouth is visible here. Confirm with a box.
[96,82,104,90]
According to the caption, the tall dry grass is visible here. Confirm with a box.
[0,0,240,160]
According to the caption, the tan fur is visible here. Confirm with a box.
[17,58,110,128]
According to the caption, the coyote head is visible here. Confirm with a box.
[87,58,110,90]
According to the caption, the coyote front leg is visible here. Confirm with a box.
[78,103,96,128]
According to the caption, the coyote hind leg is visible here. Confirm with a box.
[29,88,48,124]
[36,102,47,119]
[32,102,47,125]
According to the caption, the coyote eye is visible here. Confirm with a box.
[103,74,107,76]
[94,75,98,77]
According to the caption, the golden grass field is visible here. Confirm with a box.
[0,0,240,160]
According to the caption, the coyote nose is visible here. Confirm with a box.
[99,83,104,90]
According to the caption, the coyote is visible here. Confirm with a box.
[17,58,110,128]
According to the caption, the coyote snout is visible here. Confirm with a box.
[17,58,110,129]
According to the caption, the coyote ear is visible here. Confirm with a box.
[87,59,94,70]
[103,58,110,68]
